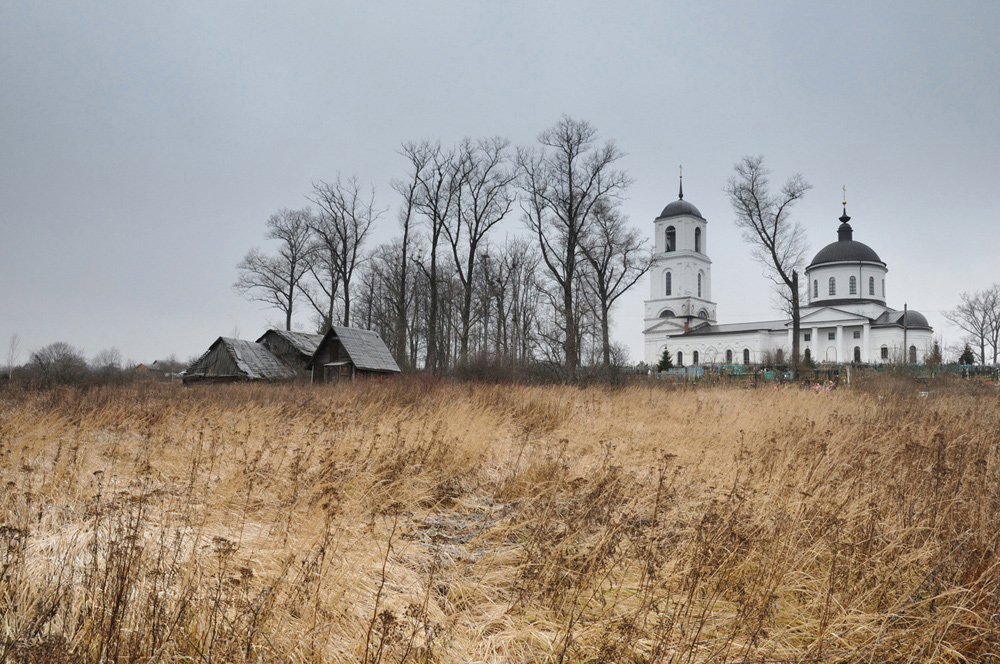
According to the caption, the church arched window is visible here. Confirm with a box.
[849,276,857,295]
[697,272,703,298]
[804,348,811,363]
[909,345,917,363]
[692,350,699,366]
[694,227,702,253]
[776,349,784,363]
[665,226,676,252]
[659,309,674,318]
[882,279,885,297]
[676,351,683,366]
[698,309,708,319]
[726,349,733,363]
[829,277,836,296]
[881,345,888,360]
[743,348,750,365]
[869,276,875,296]
[854,346,861,363]
[813,280,818,299]
[664,271,672,296]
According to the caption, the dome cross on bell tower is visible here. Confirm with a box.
[678,165,684,199]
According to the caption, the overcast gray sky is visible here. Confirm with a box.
[2,1,998,365]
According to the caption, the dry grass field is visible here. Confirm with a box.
[1,379,998,663]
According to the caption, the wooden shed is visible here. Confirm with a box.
[307,326,401,382]
[256,329,324,378]
[183,337,298,383]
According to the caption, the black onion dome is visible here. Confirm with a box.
[809,240,883,266]
[658,199,704,220]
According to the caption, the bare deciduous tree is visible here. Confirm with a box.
[581,201,651,368]
[446,137,517,365]
[92,347,126,383]
[410,143,461,373]
[92,347,122,370]
[28,341,88,385]
[6,333,20,381]
[989,284,1000,364]
[725,155,811,372]
[392,143,434,366]
[235,208,315,331]
[519,116,632,381]
[945,285,1000,365]
[310,176,385,327]
[300,231,342,333]
[486,237,542,365]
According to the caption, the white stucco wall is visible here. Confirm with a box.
[806,261,888,306]
[644,316,933,367]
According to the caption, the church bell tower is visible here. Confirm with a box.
[643,171,717,338]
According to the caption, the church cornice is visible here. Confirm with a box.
[805,259,887,272]
[653,250,712,263]
[807,297,886,307]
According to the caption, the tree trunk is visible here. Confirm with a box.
[460,289,472,366]
[563,281,577,381]
[395,233,409,369]
[426,248,438,372]
[459,250,475,366]
[326,277,335,332]
[409,294,420,371]
[601,301,611,368]
[342,280,351,327]
[791,271,800,374]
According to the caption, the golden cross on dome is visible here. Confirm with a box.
[842,185,847,207]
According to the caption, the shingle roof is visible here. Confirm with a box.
[221,338,298,380]
[329,326,401,373]
[259,329,325,355]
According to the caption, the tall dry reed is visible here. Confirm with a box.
[0,380,998,663]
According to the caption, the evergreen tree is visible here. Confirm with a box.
[958,343,976,365]
[656,348,673,371]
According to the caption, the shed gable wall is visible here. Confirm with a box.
[190,344,243,378]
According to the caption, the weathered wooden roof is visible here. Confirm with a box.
[224,338,299,380]
[328,326,401,373]
[187,337,298,380]
[256,329,325,356]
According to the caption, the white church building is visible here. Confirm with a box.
[643,179,933,367]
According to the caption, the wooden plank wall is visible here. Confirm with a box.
[191,344,241,378]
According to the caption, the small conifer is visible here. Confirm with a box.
[958,343,976,365]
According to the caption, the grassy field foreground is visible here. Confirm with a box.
[1,380,998,663]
